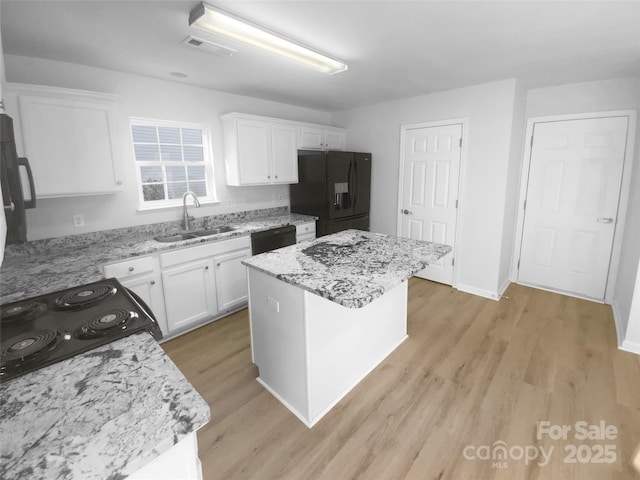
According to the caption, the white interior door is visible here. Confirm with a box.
[398,123,462,285]
[518,116,629,300]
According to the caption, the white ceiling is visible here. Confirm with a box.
[1,1,639,112]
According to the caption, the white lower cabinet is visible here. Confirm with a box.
[103,256,169,336]
[128,433,202,480]
[103,236,251,338]
[161,257,217,333]
[215,248,251,312]
[296,221,316,243]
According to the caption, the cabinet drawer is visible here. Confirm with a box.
[296,223,316,235]
[104,255,155,278]
[160,236,251,268]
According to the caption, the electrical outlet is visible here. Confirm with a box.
[278,194,284,202]
[73,214,85,227]
[226,199,233,207]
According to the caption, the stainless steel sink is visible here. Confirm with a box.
[191,225,236,236]
[153,225,235,242]
[154,233,198,242]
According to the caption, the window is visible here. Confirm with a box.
[130,118,216,208]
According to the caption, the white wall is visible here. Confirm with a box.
[524,77,640,348]
[0,29,7,265]
[332,79,521,298]
[3,54,332,240]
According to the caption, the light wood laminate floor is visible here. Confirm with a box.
[162,278,640,480]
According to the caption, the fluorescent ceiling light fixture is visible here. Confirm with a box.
[189,3,348,74]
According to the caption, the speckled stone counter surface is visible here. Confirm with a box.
[0,207,316,303]
[242,229,452,308]
[0,333,210,480]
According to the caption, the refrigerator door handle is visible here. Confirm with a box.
[353,159,358,211]
[348,159,354,211]
[17,157,36,209]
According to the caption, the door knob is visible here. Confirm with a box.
[402,209,413,215]
[597,217,614,224]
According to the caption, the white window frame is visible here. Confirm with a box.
[129,117,218,210]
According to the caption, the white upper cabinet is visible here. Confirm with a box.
[6,83,123,198]
[221,113,346,186]
[222,113,298,186]
[298,126,345,151]
[270,122,299,183]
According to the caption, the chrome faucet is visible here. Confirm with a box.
[182,191,201,230]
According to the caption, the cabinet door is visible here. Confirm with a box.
[18,93,123,197]
[298,127,345,151]
[162,258,217,332]
[118,273,169,337]
[296,222,316,243]
[236,118,270,185]
[215,248,251,312]
[298,126,324,149]
[270,123,298,183]
[323,130,346,151]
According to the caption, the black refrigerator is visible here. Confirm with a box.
[290,150,371,237]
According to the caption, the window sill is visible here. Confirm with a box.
[136,198,220,213]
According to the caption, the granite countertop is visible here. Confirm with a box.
[242,229,452,308]
[0,211,317,303]
[0,333,210,480]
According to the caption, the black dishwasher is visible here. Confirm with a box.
[251,225,297,255]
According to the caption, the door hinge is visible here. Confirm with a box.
[459,138,462,148]
[530,136,534,147]
[523,199,527,210]
[517,259,520,269]
[455,199,458,209]
[452,258,455,266]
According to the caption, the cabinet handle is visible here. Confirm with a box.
[267,175,271,179]
[128,267,135,272]
[275,174,278,179]
[205,266,209,270]
[116,180,123,186]
[217,263,221,267]
[150,280,155,285]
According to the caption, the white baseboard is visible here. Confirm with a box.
[620,339,640,355]
[456,283,501,301]
[611,300,640,355]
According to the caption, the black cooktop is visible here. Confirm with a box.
[0,278,162,383]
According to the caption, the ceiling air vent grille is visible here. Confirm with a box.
[182,35,236,56]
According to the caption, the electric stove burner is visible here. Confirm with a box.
[1,301,47,324]
[76,309,137,339]
[53,284,117,310]
[1,329,61,365]
[1,278,162,383]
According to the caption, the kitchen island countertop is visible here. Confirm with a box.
[0,332,210,480]
[242,229,452,308]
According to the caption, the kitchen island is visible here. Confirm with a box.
[242,229,451,427]
[0,333,210,480]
